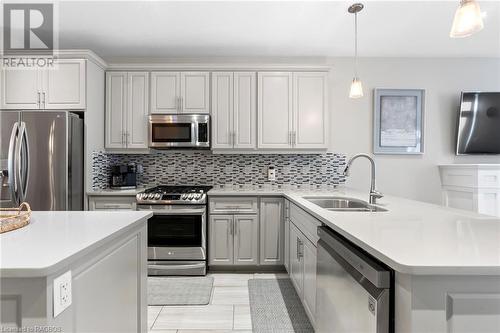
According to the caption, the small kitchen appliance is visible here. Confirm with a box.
[110,164,137,189]
[149,114,210,149]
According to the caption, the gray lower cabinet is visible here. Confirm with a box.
[208,214,259,266]
[289,222,304,295]
[259,197,284,265]
[289,220,317,327]
[88,195,137,211]
[284,200,291,272]
[209,215,234,265]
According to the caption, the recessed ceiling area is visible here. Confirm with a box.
[58,1,500,61]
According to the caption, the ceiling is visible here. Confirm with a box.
[57,1,500,61]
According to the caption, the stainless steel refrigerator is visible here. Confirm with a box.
[0,111,83,210]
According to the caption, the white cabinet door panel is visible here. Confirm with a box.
[181,72,210,114]
[105,72,127,149]
[1,68,41,109]
[209,215,234,265]
[44,59,86,109]
[127,72,149,149]
[150,72,180,113]
[258,72,293,149]
[234,72,256,149]
[303,237,317,324]
[289,223,304,297]
[234,215,259,265]
[259,197,284,265]
[211,72,233,149]
[293,72,328,149]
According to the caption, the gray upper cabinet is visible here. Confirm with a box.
[257,72,293,149]
[1,59,86,110]
[212,72,256,150]
[259,197,284,265]
[257,71,328,150]
[105,71,149,149]
[292,72,328,149]
[150,71,209,114]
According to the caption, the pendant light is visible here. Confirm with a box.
[450,0,484,38]
[348,3,364,99]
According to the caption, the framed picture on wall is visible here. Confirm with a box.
[373,89,425,154]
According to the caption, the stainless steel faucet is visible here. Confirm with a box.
[343,153,383,204]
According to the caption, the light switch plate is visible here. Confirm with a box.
[53,270,72,317]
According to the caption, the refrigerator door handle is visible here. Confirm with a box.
[20,122,30,201]
[8,122,19,205]
[14,122,29,202]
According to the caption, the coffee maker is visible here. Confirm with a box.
[110,164,137,189]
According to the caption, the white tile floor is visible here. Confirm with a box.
[148,272,289,332]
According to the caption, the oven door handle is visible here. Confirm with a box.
[137,207,206,215]
[148,263,206,270]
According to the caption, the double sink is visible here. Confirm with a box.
[303,196,388,212]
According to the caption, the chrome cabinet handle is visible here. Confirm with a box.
[37,92,41,108]
[42,92,46,108]
[233,132,237,146]
[296,237,300,260]
[293,132,297,146]
[180,97,183,112]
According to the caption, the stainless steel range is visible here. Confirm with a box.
[136,185,212,276]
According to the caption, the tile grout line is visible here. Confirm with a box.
[150,305,163,331]
[232,304,235,330]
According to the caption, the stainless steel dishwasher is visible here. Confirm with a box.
[316,226,393,333]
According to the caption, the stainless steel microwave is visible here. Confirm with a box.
[149,114,210,149]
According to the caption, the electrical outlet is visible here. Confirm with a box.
[268,165,276,181]
[53,270,72,317]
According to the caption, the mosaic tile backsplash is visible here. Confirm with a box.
[92,151,347,190]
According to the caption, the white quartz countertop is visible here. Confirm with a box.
[209,187,500,275]
[87,188,144,196]
[0,211,152,277]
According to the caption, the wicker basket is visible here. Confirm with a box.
[0,202,31,234]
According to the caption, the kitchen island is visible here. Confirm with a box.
[0,210,152,332]
[208,187,500,332]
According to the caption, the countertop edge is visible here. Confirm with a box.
[208,189,500,276]
[0,212,152,278]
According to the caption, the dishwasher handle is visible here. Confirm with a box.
[318,226,391,289]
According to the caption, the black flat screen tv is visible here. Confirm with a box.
[456,92,500,155]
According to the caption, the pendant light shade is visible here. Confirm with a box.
[450,0,484,38]
[349,78,364,98]
[348,3,364,99]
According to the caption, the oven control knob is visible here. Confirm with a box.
[194,194,202,201]
[148,193,155,200]
[181,194,188,200]
[187,194,194,200]
[154,193,161,200]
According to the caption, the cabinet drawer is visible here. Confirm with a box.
[209,197,258,214]
[290,203,321,245]
[89,196,137,211]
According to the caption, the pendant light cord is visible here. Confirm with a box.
[354,11,358,78]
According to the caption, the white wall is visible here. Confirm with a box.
[328,57,500,204]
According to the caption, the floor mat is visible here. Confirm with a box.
[248,278,314,333]
[148,276,214,306]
